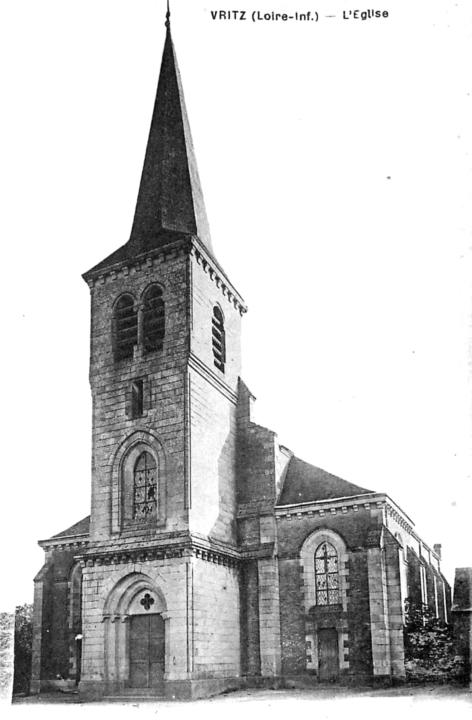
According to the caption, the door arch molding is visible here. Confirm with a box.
[102,572,169,692]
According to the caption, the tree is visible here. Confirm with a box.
[13,604,33,694]
[403,599,466,683]
[0,611,14,700]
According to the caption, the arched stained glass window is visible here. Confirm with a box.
[143,286,165,353]
[114,295,137,360]
[212,306,225,372]
[314,542,339,605]
[133,451,157,520]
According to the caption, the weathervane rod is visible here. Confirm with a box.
[165,0,171,28]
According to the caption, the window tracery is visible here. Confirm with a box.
[133,451,157,520]
[314,542,339,606]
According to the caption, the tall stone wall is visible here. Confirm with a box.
[276,507,378,683]
[188,369,238,543]
[189,249,242,391]
[78,556,188,699]
[240,560,261,676]
[192,557,240,679]
[452,567,472,685]
[77,552,241,700]
[87,251,190,541]
[30,547,82,692]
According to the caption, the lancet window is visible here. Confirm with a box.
[314,542,339,605]
[133,451,157,520]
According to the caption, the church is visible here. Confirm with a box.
[30,9,451,701]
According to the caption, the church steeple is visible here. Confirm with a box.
[127,6,214,257]
[85,4,215,277]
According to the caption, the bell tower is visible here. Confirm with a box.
[75,8,247,699]
[82,12,246,547]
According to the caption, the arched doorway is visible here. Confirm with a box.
[103,573,168,695]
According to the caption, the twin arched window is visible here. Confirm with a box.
[212,306,226,372]
[133,451,157,520]
[314,542,339,606]
[114,286,165,360]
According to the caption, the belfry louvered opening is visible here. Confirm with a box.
[114,295,138,361]
[212,306,226,372]
[143,286,165,353]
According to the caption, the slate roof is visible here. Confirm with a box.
[84,23,214,277]
[52,515,90,539]
[277,457,373,506]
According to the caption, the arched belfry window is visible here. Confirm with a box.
[114,295,138,360]
[212,306,226,372]
[315,542,339,606]
[133,451,157,520]
[143,286,165,353]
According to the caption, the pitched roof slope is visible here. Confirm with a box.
[85,22,214,277]
[277,457,373,506]
[52,515,90,539]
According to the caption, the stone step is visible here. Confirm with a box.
[103,695,165,703]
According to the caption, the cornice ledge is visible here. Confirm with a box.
[190,237,247,316]
[83,235,192,288]
[39,534,90,551]
[188,352,238,404]
[75,534,241,569]
[189,531,240,559]
[275,492,381,519]
[385,497,415,535]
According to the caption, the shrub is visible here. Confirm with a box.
[403,599,467,684]
[13,604,33,694]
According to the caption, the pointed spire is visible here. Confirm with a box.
[127,3,214,257]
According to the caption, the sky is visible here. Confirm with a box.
[1,0,471,610]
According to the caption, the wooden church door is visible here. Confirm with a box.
[318,628,339,682]
[129,614,165,692]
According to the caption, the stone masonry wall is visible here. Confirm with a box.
[188,369,238,544]
[406,547,423,608]
[192,557,240,678]
[79,556,189,696]
[383,531,406,678]
[276,506,384,682]
[257,558,282,678]
[87,252,190,540]
[346,551,372,678]
[187,251,243,543]
[278,556,305,677]
[31,546,83,690]
[240,560,261,676]
[189,250,242,391]
[237,423,278,505]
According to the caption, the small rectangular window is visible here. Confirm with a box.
[131,380,144,418]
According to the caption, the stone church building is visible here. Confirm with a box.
[31,12,451,700]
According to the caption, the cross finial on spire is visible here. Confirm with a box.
[165,0,170,29]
